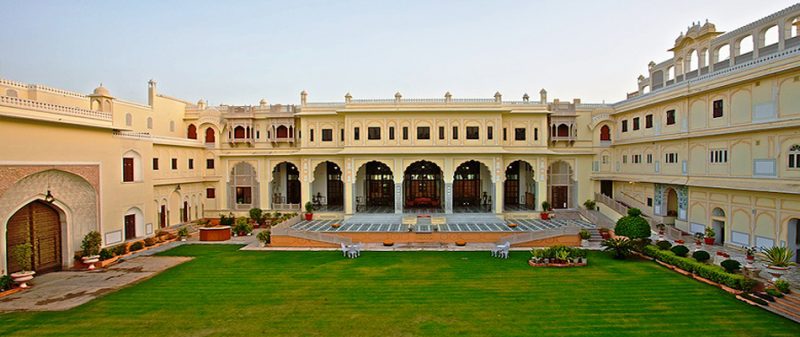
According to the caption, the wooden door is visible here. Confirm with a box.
[504,180,519,205]
[159,205,166,228]
[287,180,301,204]
[123,158,134,182]
[183,201,189,222]
[552,186,569,209]
[6,201,62,274]
[124,214,136,240]
[600,180,613,197]
[327,180,343,206]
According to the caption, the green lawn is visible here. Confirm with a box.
[1,245,798,337]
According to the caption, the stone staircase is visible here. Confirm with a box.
[757,291,800,323]
[586,228,604,244]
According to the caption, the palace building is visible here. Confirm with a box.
[2,5,800,273]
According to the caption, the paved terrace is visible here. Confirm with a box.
[291,217,595,233]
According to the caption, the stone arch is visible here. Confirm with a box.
[504,160,537,211]
[230,162,259,210]
[5,200,66,274]
[355,160,395,213]
[123,207,145,239]
[310,161,344,210]
[403,160,443,211]
[0,170,97,273]
[122,150,143,182]
[599,124,611,141]
[452,160,494,212]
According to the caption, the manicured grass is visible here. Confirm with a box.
[1,245,798,336]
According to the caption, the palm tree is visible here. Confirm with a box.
[602,237,634,259]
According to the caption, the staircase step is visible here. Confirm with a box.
[764,300,800,323]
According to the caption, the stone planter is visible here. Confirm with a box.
[455,241,467,246]
[199,226,231,241]
[10,271,35,288]
[383,240,394,247]
[765,265,789,281]
[82,255,100,270]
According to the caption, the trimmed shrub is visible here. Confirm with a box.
[81,231,102,257]
[671,245,690,257]
[614,208,651,240]
[112,244,128,256]
[129,241,145,252]
[774,279,791,294]
[0,275,13,292]
[765,288,784,298]
[656,240,672,251]
[99,248,114,261]
[692,250,711,263]
[643,245,757,291]
[144,237,158,247]
[720,259,741,273]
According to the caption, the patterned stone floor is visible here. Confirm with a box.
[291,218,594,233]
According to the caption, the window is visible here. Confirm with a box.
[187,124,197,139]
[354,127,360,140]
[789,145,800,168]
[712,99,724,118]
[632,154,642,164]
[366,127,380,140]
[645,114,653,128]
[438,126,445,140]
[171,158,178,170]
[487,126,493,140]
[322,129,333,142]
[389,127,395,140]
[256,131,260,139]
[310,129,314,142]
[621,120,628,132]
[534,128,538,141]
[206,158,215,169]
[647,198,653,207]
[188,159,194,170]
[514,128,526,141]
[665,153,678,163]
[153,158,159,170]
[666,109,676,125]
[466,126,479,140]
[417,126,430,140]
[623,155,628,164]
[709,149,728,164]
[602,155,609,164]
[503,128,507,141]
[147,117,153,129]
[646,153,653,164]
[341,129,344,141]
[123,158,134,182]
[452,126,458,140]
[236,187,252,205]
[125,113,132,127]
[600,125,611,141]
[633,117,640,131]
[206,188,216,199]
[402,127,408,140]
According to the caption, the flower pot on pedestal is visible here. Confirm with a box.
[82,255,100,270]
[10,271,35,288]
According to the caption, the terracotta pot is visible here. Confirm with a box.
[766,265,789,281]
[540,212,550,220]
[508,223,517,228]
[331,223,340,228]
[704,237,715,245]
[383,241,394,247]
[305,213,313,221]
[10,271,35,288]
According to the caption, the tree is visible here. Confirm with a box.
[614,208,651,240]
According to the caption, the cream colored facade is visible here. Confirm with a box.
[1,4,800,273]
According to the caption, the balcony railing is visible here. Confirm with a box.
[0,95,112,121]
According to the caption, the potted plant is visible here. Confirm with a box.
[257,230,271,247]
[704,227,716,245]
[9,242,35,288]
[761,246,797,281]
[249,208,263,227]
[304,201,314,221]
[693,232,704,250]
[744,246,757,268]
[80,231,102,270]
[579,229,591,247]
[177,227,189,241]
[583,199,596,211]
[540,201,551,220]
[234,217,253,236]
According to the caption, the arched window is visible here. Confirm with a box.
[763,25,779,47]
[738,35,754,55]
[688,50,699,71]
[789,144,800,168]
[600,125,611,141]
[147,117,153,129]
[557,124,569,137]
[187,124,197,139]
[122,150,142,183]
[666,66,675,80]
[125,113,132,127]
[234,126,246,139]
[205,127,215,143]
[716,44,730,62]
[276,125,288,138]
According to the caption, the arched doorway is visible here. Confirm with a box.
[270,162,300,209]
[355,161,394,213]
[6,201,63,274]
[453,160,492,212]
[404,161,443,212]
[666,188,678,217]
[187,124,197,139]
[504,160,536,211]
[711,207,726,245]
[311,161,344,212]
[600,125,611,141]
[230,162,260,210]
[547,161,574,209]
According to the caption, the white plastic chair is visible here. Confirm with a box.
[341,243,349,257]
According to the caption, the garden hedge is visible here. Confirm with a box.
[643,245,756,291]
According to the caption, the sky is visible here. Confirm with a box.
[0,0,796,106]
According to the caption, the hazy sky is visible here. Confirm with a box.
[0,0,796,106]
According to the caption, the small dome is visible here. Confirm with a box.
[259,98,268,105]
[93,84,110,96]
[197,99,205,105]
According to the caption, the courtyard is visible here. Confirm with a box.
[0,244,798,336]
